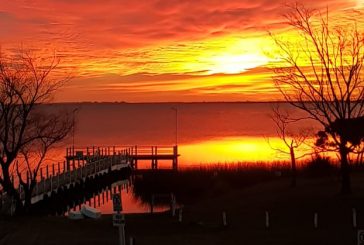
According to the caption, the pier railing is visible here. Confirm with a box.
[21,153,130,203]
[1,145,178,206]
[129,146,177,156]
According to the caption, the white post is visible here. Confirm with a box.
[353,208,357,228]
[222,211,227,227]
[265,211,269,229]
[314,212,318,229]
[118,214,126,245]
[171,193,176,217]
[178,208,183,223]
[129,237,134,245]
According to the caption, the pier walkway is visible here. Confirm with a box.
[11,145,178,204]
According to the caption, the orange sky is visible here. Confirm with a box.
[0,0,362,102]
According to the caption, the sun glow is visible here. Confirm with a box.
[357,0,364,8]
[207,53,269,75]
[179,137,284,165]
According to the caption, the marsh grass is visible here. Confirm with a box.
[132,156,364,206]
[132,161,291,205]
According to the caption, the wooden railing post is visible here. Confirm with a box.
[26,171,29,186]
[58,169,60,187]
[173,145,178,170]
[35,180,38,196]
[46,165,49,179]
[50,176,53,193]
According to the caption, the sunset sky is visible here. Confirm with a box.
[0,0,362,102]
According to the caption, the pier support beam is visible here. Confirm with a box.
[173,145,178,171]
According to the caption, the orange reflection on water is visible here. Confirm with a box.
[179,137,303,166]
[71,185,169,214]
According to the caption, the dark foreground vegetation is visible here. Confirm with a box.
[132,157,339,206]
[1,157,364,244]
[1,171,364,244]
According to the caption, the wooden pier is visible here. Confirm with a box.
[127,146,179,170]
[25,149,130,204]
[66,145,179,171]
[1,145,179,207]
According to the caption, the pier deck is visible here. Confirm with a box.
[1,145,179,206]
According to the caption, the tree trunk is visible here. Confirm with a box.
[23,188,32,213]
[290,147,297,187]
[339,143,351,194]
[1,165,23,212]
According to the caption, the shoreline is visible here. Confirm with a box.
[2,174,364,245]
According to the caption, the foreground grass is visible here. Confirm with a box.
[1,172,364,245]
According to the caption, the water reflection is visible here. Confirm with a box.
[49,102,319,165]
[47,136,308,169]
[69,181,170,214]
[179,137,288,165]
[30,167,174,215]
[31,168,131,215]
[31,103,320,214]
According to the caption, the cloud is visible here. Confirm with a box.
[0,0,360,102]
[0,0,356,48]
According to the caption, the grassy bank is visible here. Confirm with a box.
[1,169,364,244]
[1,159,363,244]
[132,158,338,206]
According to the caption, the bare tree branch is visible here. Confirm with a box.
[0,49,73,212]
[271,3,364,194]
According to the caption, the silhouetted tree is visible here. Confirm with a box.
[315,117,364,165]
[0,50,73,212]
[272,4,364,193]
[269,104,311,187]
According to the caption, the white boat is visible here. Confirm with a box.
[80,205,102,219]
[68,210,84,220]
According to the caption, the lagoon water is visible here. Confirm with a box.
[48,102,318,214]
[54,102,318,166]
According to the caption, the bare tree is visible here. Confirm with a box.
[0,50,73,212]
[269,104,311,187]
[271,4,364,193]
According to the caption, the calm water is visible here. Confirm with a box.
[68,180,170,215]
[45,102,318,214]
[50,102,318,165]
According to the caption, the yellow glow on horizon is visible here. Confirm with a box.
[180,36,273,76]
[357,0,364,8]
[206,53,269,75]
[179,137,288,165]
